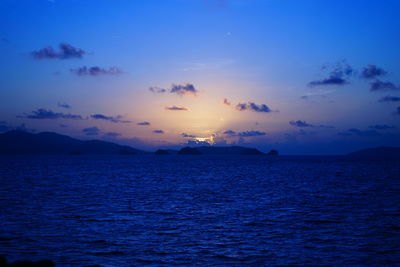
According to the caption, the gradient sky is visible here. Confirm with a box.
[1,0,400,154]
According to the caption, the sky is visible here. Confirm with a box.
[0,0,400,154]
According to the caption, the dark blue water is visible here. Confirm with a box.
[0,155,399,266]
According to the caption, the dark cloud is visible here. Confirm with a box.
[153,130,164,134]
[170,83,197,96]
[370,80,399,91]
[71,66,123,76]
[235,103,247,111]
[181,133,196,138]
[369,124,396,130]
[165,106,188,111]
[223,98,231,105]
[90,114,131,123]
[149,83,198,96]
[57,102,71,109]
[395,106,400,115]
[223,129,266,137]
[361,65,387,79]
[82,127,100,136]
[378,96,400,102]
[309,62,353,87]
[339,128,381,137]
[289,120,314,127]
[31,43,86,60]
[137,121,151,126]
[103,132,121,137]
[18,108,84,120]
[235,102,272,113]
[237,131,266,137]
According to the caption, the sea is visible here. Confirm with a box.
[0,155,399,266]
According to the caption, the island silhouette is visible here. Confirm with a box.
[0,130,399,159]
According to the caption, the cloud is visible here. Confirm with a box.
[309,62,353,87]
[223,130,236,136]
[289,120,314,127]
[235,102,272,113]
[149,83,198,96]
[361,64,387,79]
[370,80,399,91]
[289,120,335,128]
[18,108,84,120]
[237,130,266,137]
[0,121,11,132]
[59,124,68,128]
[369,124,396,130]
[395,106,400,115]
[223,98,231,105]
[71,66,123,76]
[82,127,100,136]
[181,133,196,138]
[170,83,197,96]
[153,130,164,134]
[31,43,86,60]
[90,114,131,123]
[137,121,151,126]
[339,128,381,137]
[309,76,348,87]
[149,87,167,93]
[378,96,400,102]
[103,132,121,137]
[300,89,335,99]
[223,129,266,137]
[165,106,188,111]
[57,102,71,109]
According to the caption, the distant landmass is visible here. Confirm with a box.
[0,131,277,155]
[346,146,400,160]
[0,130,145,155]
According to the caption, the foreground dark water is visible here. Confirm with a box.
[0,155,399,266]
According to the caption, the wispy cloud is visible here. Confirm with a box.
[369,80,399,91]
[31,43,86,60]
[90,114,131,123]
[71,66,123,76]
[300,89,335,99]
[82,127,100,136]
[153,130,164,134]
[181,58,235,71]
[378,95,400,102]
[18,108,84,120]
[137,121,151,126]
[223,129,266,137]
[165,106,188,111]
[223,98,231,105]
[57,102,71,109]
[369,124,396,130]
[338,128,380,137]
[149,83,198,96]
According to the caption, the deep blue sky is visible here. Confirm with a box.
[1,0,399,154]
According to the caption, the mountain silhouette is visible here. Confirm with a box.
[0,130,145,154]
